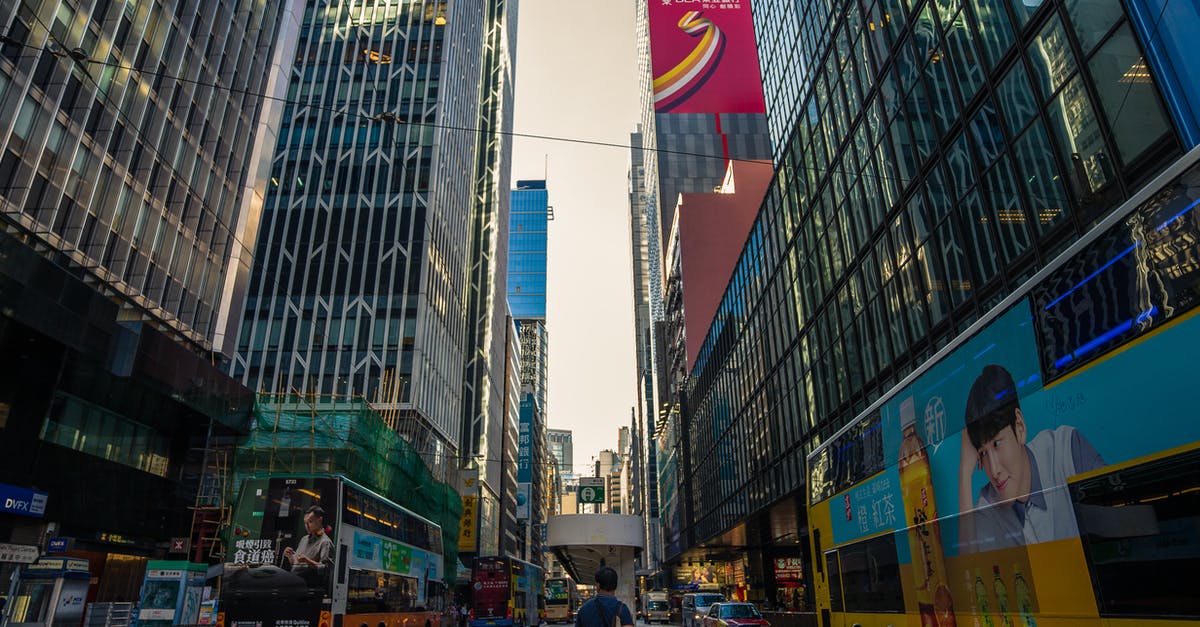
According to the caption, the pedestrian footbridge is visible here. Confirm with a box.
[546,514,644,608]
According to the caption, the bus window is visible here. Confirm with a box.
[1071,447,1200,618]
[823,552,842,613]
[836,534,903,613]
[347,570,418,615]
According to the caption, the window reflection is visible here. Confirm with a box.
[1087,24,1171,163]
[985,155,1033,263]
[1047,76,1113,200]
[1028,15,1078,100]
[944,8,984,102]
[1014,121,1070,235]
[1063,0,1124,54]
[957,189,1000,286]
[997,62,1038,135]
[967,0,1014,68]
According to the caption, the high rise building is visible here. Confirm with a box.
[233,0,517,497]
[0,0,284,595]
[631,0,773,574]
[508,179,550,563]
[676,0,1200,607]
[547,428,573,474]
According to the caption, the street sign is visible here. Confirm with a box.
[578,477,605,504]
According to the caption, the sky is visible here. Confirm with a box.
[510,1,641,476]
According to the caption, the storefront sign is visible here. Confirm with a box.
[773,557,804,581]
[0,482,48,518]
[27,557,89,572]
[0,542,39,563]
[47,537,69,553]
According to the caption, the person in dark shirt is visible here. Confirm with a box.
[576,566,634,627]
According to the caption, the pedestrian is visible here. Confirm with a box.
[576,566,634,627]
[460,602,470,627]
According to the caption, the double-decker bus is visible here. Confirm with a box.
[219,475,445,627]
[469,557,544,627]
[545,577,579,623]
[805,149,1200,627]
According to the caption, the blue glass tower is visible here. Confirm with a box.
[508,180,548,319]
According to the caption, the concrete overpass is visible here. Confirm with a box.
[546,514,644,611]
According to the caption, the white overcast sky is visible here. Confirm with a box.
[510,1,640,475]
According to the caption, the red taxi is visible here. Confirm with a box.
[701,603,770,627]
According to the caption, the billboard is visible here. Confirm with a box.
[517,396,534,520]
[648,0,765,113]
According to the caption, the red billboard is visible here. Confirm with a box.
[648,1,766,114]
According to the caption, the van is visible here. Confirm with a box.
[681,593,725,627]
[642,591,670,624]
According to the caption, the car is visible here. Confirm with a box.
[701,603,769,627]
[681,593,725,627]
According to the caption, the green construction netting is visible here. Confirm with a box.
[232,394,463,583]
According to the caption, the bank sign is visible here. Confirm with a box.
[0,482,48,518]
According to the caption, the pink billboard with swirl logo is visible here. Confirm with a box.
[648,0,766,114]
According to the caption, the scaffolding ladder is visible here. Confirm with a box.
[188,436,233,563]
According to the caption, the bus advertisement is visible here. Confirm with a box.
[469,557,544,627]
[220,475,445,627]
[544,577,578,623]
[807,150,1200,626]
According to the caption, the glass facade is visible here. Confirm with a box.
[234,1,506,452]
[0,0,285,353]
[677,0,1186,553]
[508,180,548,319]
[547,428,572,474]
[459,0,516,482]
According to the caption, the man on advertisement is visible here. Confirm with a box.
[957,365,1105,553]
[284,505,334,582]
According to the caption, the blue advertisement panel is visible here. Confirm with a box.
[0,482,48,518]
[816,157,1200,623]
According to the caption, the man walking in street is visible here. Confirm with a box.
[576,566,634,627]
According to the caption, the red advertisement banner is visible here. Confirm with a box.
[648,1,766,114]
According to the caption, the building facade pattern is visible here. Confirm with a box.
[0,0,287,354]
[234,1,493,461]
[680,0,1186,555]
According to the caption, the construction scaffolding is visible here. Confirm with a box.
[232,392,463,582]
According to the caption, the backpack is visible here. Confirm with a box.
[593,598,628,627]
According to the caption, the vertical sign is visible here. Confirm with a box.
[647,0,766,113]
[458,496,478,552]
[516,397,534,520]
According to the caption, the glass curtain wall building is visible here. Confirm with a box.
[0,0,282,593]
[234,1,512,481]
[509,179,549,564]
[0,0,287,354]
[631,0,774,570]
[678,0,1194,600]
[460,0,517,496]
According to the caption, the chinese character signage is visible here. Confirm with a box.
[517,397,534,520]
[772,557,804,582]
[648,0,766,113]
[459,495,478,552]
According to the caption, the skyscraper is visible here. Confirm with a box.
[674,0,1199,605]
[509,179,549,563]
[631,0,773,572]
[0,0,283,594]
[547,428,573,474]
[233,1,517,487]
